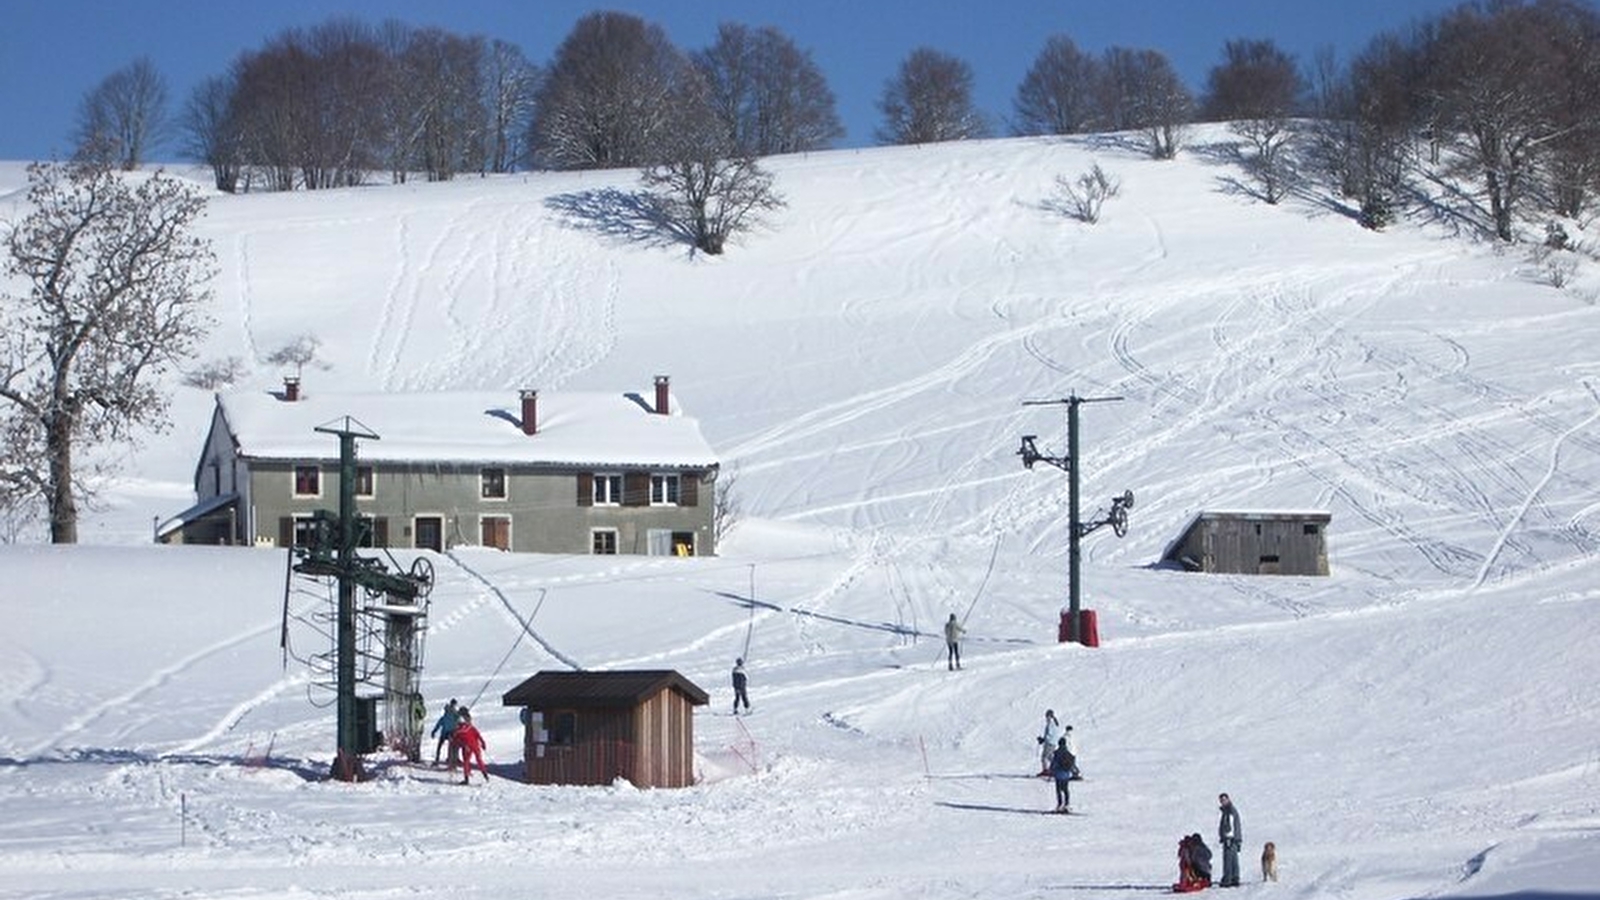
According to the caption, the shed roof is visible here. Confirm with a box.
[213,387,718,469]
[501,670,710,709]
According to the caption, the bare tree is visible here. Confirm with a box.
[0,161,215,543]
[401,28,488,181]
[1050,163,1121,223]
[1205,39,1305,203]
[530,11,696,169]
[265,334,325,379]
[181,74,245,192]
[73,57,170,170]
[483,39,539,173]
[641,78,786,255]
[694,22,843,157]
[877,47,989,145]
[1013,35,1100,136]
[1422,2,1575,240]
[1097,47,1193,159]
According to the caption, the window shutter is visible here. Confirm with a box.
[624,472,650,507]
[278,517,293,548]
[577,472,594,507]
[680,473,699,507]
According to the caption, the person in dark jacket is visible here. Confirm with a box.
[430,699,459,766]
[1049,737,1076,812]
[731,658,750,714]
[1218,792,1243,886]
[943,614,965,670]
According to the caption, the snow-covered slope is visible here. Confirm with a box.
[1,133,1598,898]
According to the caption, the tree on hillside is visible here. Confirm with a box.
[483,39,539,173]
[640,80,786,255]
[1420,2,1576,241]
[1205,39,1305,203]
[1315,36,1420,229]
[693,22,843,156]
[400,27,488,181]
[181,73,245,192]
[1540,1,1600,219]
[1013,35,1099,136]
[73,57,170,170]
[876,47,989,145]
[0,161,215,543]
[530,11,697,169]
[1097,46,1193,159]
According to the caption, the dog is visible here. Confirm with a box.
[1261,841,1278,882]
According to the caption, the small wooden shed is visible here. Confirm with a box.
[1163,510,1331,576]
[501,669,708,788]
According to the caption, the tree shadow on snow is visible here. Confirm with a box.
[544,188,694,252]
[0,747,329,781]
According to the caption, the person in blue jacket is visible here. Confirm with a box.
[430,699,460,766]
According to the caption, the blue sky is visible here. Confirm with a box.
[1,0,1475,162]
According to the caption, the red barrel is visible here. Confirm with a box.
[1078,609,1100,647]
[1058,609,1073,643]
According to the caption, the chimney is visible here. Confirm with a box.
[520,389,538,435]
[653,375,670,415]
[283,376,300,402]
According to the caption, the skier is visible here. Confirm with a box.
[1218,792,1243,887]
[943,613,965,670]
[731,657,751,714]
[1037,709,1062,775]
[1063,723,1082,779]
[430,699,459,766]
[1049,736,1076,813]
[454,708,488,785]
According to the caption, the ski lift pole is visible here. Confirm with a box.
[1019,393,1132,644]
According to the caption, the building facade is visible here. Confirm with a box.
[1162,510,1331,576]
[159,377,720,557]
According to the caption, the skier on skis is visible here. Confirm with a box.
[454,708,488,785]
[430,699,460,767]
[1049,736,1076,813]
[943,613,965,670]
[1037,709,1062,775]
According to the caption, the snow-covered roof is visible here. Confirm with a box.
[215,388,719,469]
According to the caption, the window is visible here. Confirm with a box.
[1303,523,1320,535]
[591,528,618,555]
[293,465,321,497]
[648,529,695,557]
[481,516,511,550]
[352,465,375,498]
[480,467,507,500]
[291,515,319,547]
[650,473,680,506]
[592,473,623,505]
[547,710,576,746]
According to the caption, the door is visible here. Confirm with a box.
[414,516,444,552]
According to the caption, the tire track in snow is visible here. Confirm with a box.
[1471,386,1600,590]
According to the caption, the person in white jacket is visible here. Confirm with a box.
[1037,709,1062,775]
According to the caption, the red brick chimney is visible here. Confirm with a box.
[653,375,670,415]
[283,376,300,402]
[520,389,538,435]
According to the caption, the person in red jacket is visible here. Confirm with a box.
[453,708,488,785]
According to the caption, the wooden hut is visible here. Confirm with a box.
[501,670,708,788]
[1163,510,1331,576]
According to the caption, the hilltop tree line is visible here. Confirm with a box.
[67,0,1600,239]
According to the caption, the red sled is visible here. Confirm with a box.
[1172,877,1210,893]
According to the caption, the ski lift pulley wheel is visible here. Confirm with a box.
[409,556,435,599]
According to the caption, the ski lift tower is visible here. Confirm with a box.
[1018,393,1134,645]
[290,417,433,781]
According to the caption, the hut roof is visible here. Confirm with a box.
[501,670,709,709]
